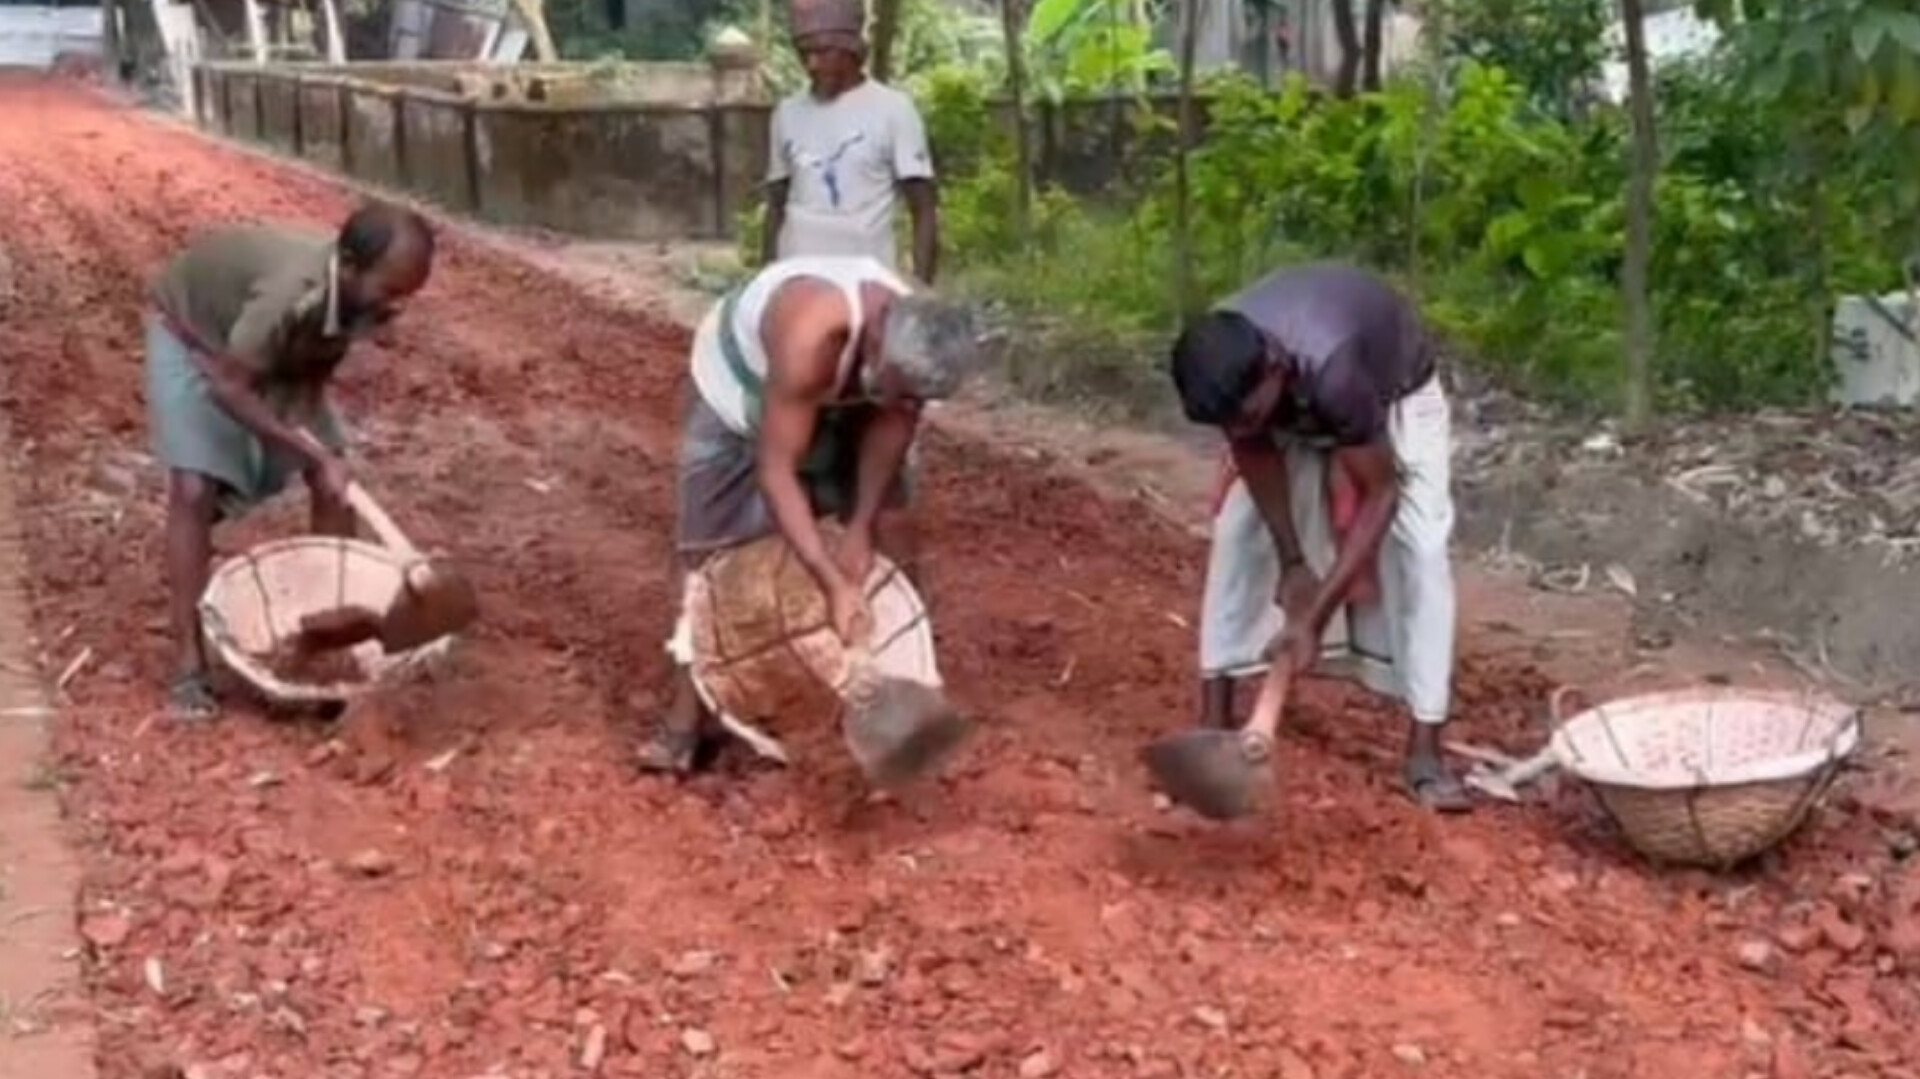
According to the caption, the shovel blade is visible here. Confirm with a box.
[1464,769,1521,803]
[1142,729,1271,821]
[378,568,480,653]
[842,678,974,788]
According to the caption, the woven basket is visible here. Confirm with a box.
[199,536,455,703]
[685,532,940,742]
[1548,687,1861,868]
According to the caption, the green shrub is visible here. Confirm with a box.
[737,26,1913,417]
[915,51,1914,415]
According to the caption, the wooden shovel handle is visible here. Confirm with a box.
[292,429,419,557]
[1547,685,1586,728]
[1241,661,1294,744]
[342,483,420,558]
[841,640,878,705]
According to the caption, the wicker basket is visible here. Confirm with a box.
[199,536,456,704]
[1548,687,1861,868]
[684,531,941,757]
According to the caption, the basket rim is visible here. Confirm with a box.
[205,534,416,576]
[686,545,942,711]
[1547,686,1861,791]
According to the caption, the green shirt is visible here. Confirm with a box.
[150,223,348,390]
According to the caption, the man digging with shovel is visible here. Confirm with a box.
[1148,262,1471,817]
[146,203,436,721]
[638,254,986,779]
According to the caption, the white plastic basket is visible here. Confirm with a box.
[1548,687,1861,867]
[683,532,940,761]
[199,536,455,703]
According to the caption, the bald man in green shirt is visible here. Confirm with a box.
[145,202,436,720]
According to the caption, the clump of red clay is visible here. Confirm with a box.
[258,639,367,686]
[1,76,1916,1079]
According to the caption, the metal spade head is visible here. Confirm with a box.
[1463,764,1522,803]
[1141,729,1274,821]
[378,563,480,653]
[842,677,975,788]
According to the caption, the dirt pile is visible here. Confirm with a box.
[0,75,1915,1079]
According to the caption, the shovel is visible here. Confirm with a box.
[1445,686,1578,802]
[839,641,975,788]
[1449,742,1558,803]
[290,480,479,656]
[1142,662,1292,820]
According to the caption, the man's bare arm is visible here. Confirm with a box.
[901,179,939,284]
[756,283,852,594]
[762,180,790,266]
[847,403,919,538]
[1307,441,1398,629]
[1229,436,1307,569]
[182,301,329,470]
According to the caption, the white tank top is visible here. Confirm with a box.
[690,255,912,436]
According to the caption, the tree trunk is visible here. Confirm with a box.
[1173,0,1202,314]
[999,0,1034,236]
[101,0,121,80]
[1329,0,1360,96]
[871,0,902,83]
[1408,0,1445,287]
[241,0,267,63]
[1361,0,1384,90]
[508,0,560,61]
[1619,0,1658,432]
[317,0,346,62]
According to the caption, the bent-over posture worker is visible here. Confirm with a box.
[638,254,984,774]
[1168,262,1470,812]
[147,204,436,720]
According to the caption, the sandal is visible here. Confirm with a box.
[167,670,221,722]
[1403,754,1474,814]
[636,723,725,776]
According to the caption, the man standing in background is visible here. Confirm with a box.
[762,0,941,283]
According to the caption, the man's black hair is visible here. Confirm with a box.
[1168,309,1269,427]
[337,201,436,271]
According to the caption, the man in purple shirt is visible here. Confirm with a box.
[1167,262,1469,812]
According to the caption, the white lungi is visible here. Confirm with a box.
[1198,377,1456,724]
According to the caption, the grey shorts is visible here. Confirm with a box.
[144,312,346,521]
[674,385,913,554]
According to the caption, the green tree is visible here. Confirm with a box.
[1432,0,1611,119]
[1693,0,1920,367]
[1022,0,1173,99]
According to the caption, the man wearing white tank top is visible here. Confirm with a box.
[638,254,988,774]
[762,0,939,280]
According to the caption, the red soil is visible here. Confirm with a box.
[0,76,1914,1079]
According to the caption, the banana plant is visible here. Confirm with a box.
[1023,0,1175,100]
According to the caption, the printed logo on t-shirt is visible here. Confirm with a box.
[787,132,869,209]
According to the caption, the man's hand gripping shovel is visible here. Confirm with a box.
[285,432,479,656]
[1142,660,1294,821]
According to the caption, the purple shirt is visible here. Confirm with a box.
[1220,263,1435,447]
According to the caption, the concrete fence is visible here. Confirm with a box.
[192,60,1206,243]
[0,5,103,68]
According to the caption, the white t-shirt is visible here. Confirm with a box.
[767,80,934,271]
[690,256,913,437]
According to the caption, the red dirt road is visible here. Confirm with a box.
[1,78,1915,1079]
